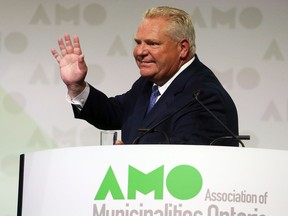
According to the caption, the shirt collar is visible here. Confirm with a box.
[158,56,195,95]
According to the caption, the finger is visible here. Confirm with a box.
[73,35,82,55]
[78,54,85,63]
[64,33,74,54]
[78,54,87,71]
[51,48,62,63]
[58,37,67,56]
[114,140,124,145]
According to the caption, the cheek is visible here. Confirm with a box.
[132,47,137,58]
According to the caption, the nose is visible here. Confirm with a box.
[134,43,148,58]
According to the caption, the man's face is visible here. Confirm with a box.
[133,18,184,86]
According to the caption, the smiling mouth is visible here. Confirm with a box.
[138,60,154,66]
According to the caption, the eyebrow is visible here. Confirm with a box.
[134,38,161,44]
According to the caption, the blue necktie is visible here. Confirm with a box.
[147,85,160,113]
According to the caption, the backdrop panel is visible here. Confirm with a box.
[1,0,288,215]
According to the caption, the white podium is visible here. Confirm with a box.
[18,145,288,216]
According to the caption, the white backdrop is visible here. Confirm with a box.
[1,0,288,215]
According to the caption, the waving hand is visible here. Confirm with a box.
[51,33,87,98]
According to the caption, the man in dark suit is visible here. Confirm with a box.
[51,6,239,146]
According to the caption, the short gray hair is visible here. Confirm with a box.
[144,6,196,55]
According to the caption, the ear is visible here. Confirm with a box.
[179,38,191,60]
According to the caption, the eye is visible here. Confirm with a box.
[148,41,160,46]
[134,39,141,45]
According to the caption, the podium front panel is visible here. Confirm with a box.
[18,145,288,216]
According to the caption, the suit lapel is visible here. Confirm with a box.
[141,78,186,128]
[140,57,201,129]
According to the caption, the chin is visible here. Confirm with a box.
[139,70,154,78]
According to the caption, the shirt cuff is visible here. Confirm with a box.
[66,82,90,110]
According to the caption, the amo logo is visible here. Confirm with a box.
[95,164,202,200]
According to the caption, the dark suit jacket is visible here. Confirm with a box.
[73,55,239,146]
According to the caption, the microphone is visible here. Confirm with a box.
[132,90,201,144]
[193,91,249,147]
[136,128,170,144]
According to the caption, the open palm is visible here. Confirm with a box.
[51,34,87,97]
